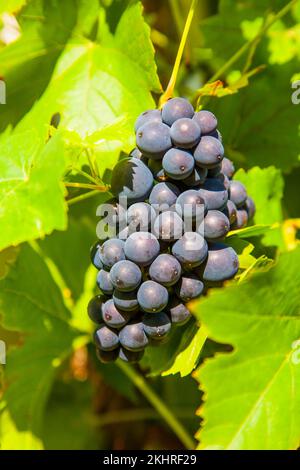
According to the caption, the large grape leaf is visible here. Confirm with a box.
[190,248,300,450]
[0,244,79,435]
[0,131,68,251]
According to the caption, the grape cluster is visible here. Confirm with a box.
[88,98,255,364]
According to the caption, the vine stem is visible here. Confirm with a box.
[65,182,109,191]
[67,189,101,206]
[208,0,297,83]
[159,0,198,107]
[117,360,195,450]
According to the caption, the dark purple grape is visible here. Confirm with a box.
[113,289,139,312]
[169,301,191,325]
[153,211,184,241]
[149,254,181,286]
[204,210,230,240]
[124,232,160,266]
[200,243,239,282]
[245,197,255,219]
[134,109,162,132]
[136,121,172,159]
[170,118,201,148]
[111,157,154,204]
[127,202,156,231]
[222,200,237,225]
[183,167,208,187]
[102,299,131,329]
[110,260,142,292]
[229,180,247,208]
[232,208,248,229]
[194,136,224,168]
[175,275,204,302]
[119,321,149,351]
[149,182,180,210]
[176,189,206,221]
[172,232,208,268]
[142,312,171,339]
[96,348,119,363]
[193,110,217,134]
[198,178,228,210]
[94,325,119,351]
[221,157,235,179]
[87,295,107,324]
[96,269,114,295]
[90,241,103,270]
[118,347,144,363]
[137,280,169,313]
[99,238,125,269]
[162,148,194,180]
[162,97,194,126]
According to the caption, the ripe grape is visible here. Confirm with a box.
[142,312,171,339]
[149,182,180,210]
[137,280,169,313]
[204,210,230,240]
[113,289,139,312]
[200,243,239,282]
[194,136,224,168]
[110,260,142,292]
[170,118,201,148]
[102,299,131,329]
[183,167,208,187]
[222,200,237,225]
[162,97,194,126]
[193,110,217,134]
[136,121,172,159]
[99,238,125,269]
[94,325,119,351]
[134,109,162,132]
[118,347,144,363]
[168,301,191,325]
[124,232,160,266]
[153,211,184,241]
[232,208,248,229]
[229,180,247,208]
[127,202,156,231]
[162,148,194,180]
[245,197,255,219]
[221,157,235,179]
[96,348,119,363]
[88,295,107,324]
[111,157,154,204]
[172,232,208,268]
[97,269,114,295]
[198,178,228,210]
[175,275,204,302]
[119,321,149,351]
[149,254,181,286]
[90,241,103,270]
[176,189,206,221]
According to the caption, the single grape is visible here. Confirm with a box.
[136,121,172,159]
[170,117,201,148]
[149,254,181,286]
[175,275,204,302]
[172,232,208,268]
[110,260,142,292]
[149,182,180,210]
[192,110,217,134]
[134,109,162,132]
[87,295,107,324]
[168,300,191,325]
[118,347,144,363]
[198,178,228,210]
[127,202,156,231]
[200,243,239,282]
[229,180,247,208]
[153,211,184,241]
[176,189,206,221]
[96,348,119,363]
[119,321,149,351]
[111,157,154,204]
[124,232,160,266]
[99,238,125,269]
[96,269,114,295]
[113,289,139,312]
[102,299,131,329]
[194,136,224,168]
[221,157,235,179]
[137,280,169,313]
[222,200,237,225]
[204,210,230,240]
[161,97,194,126]
[94,325,119,351]
[90,241,103,270]
[162,148,194,180]
[245,197,255,219]
[183,167,208,187]
[148,159,168,181]
[142,312,171,339]
[232,208,248,229]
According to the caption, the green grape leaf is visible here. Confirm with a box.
[0,0,27,14]
[234,167,284,247]
[0,410,44,450]
[227,224,272,239]
[0,131,68,251]
[0,247,19,279]
[0,244,78,434]
[190,248,300,450]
